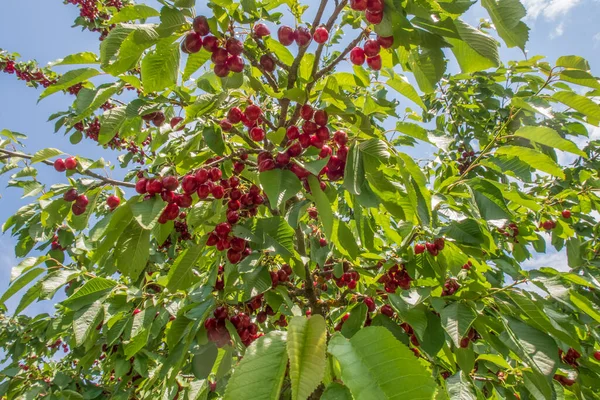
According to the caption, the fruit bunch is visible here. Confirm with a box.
[457,147,476,174]
[441,278,460,296]
[53,157,78,173]
[204,306,262,348]
[270,263,294,288]
[62,189,89,216]
[0,52,57,87]
[414,237,445,256]
[276,25,312,47]
[378,264,412,293]
[560,348,581,367]
[459,328,481,348]
[541,220,557,231]
[64,0,129,39]
[350,35,392,70]
[350,0,386,25]
[181,16,245,77]
[334,271,360,290]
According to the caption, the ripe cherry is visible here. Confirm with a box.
[209,167,222,181]
[378,35,394,49]
[300,104,314,120]
[319,145,333,158]
[313,26,329,44]
[260,54,276,72]
[177,194,193,208]
[367,0,384,12]
[54,158,66,172]
[365,10,383,24]
[253,23,270,38]
[286,125,300,140]
[314,110,328,126]
[434,237,445,250]
[135,178,148,194]
[212,185,225,199]
[227,107,243,124]
[213,63,229,77]
[181,175,198,194]
[146,179,163,195]
[226,56,244,73]
[183,32,202,54]
[366,54,382,70]
[287,141,303,157]
[203,36,218,52]
[107,195,120,209]
[170,117,184,129]
[380,304,394,317]
[593,351,600,361]
[319,238,328,247]
[193,16,210,36]
[250,127,265,141]
[153,112,166,127]
[542,220,556,230]
[350,47,366,65]
[225,37,243,56]
[65,157,77,170]
[295,26,311,47]
[350,0,368,11]
[278,26,295,46]
[310,135,324,149]
[245,104,262,121]
[562,210,571,219]
[414,243,426,254]
[215,222,232,238]
[302,120,318,135]
[211,48,229,65]
[364,39,380,57]
[220,119,233,131]
[276,152,290,166]
[133,308,141,315]
[333,130,348,146]
[72,204,86,216]
[75,195,89,208]
[227,249,242,264]
[63,188,79,202]
[299,133,311,148]
[162,176,179,191]
[364,297,376,312]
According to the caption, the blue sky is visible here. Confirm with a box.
[1,0,599,315]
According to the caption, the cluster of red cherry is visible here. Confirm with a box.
[269,263,294,288]
[275,24,329,48]
[457,147,476,174]
[0,53,57,87]
[350,0,386,24]
[350,36,392,70]
[441,278,460,297]
[181,16,245,77]
[378,264,412,293]
[414,237,445,257]
[64,0,127,39]
[62,188,89,216]
[204,306,262,348]
[207,222,251,264]
[459,328,481,348]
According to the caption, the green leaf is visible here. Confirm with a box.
[157,6,187,37]
[495,146,564,178]
[203,125,226,156]
[569,291,600,323]
[73,301,103,347]
[514,126,587,157]
[386,77,426,109]
[287,315,327,400]
[308,175,333,240]
[108,4,160,24]
[192,343,219,379]
[559,69,600,90]
[552,91,600,123]
[321,383,352,400]
[260,169,302,209]
[481,0,529,50]
[50,52,100,66]
[328,327,436,399]
[340,303,368,338]
[39,68,100,100]
[408,47,446,93]
[14,284,41,315]
[446,372,477,400]
[440,302,477,347]
[224,331,288,400]
[31,148,63,164]
[469,179,512,220]
[141,41,180,93]
[243,266,272,300]
[388,294,428,340]
[0,267,44,306]
[299,53,315,82]
[395,122,430,143]
[333,218,360,261]
[166,243,204,292]
[100,24,136,65]
[115,221,151,280]
[264,37,294,66]
[99,106,127,145]
[183,49,212,81]
[454,19,500,66]
[343,142,363,196]
[556,55,590,70]
[62,277,116,310]
[130,196,167,230]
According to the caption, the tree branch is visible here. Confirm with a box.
[242,49,280,93]
[314,30,366,81]
[0,148,136,188]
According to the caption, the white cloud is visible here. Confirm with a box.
[522,250,570,272]
[522,0,582,20]
[551,21,565,38]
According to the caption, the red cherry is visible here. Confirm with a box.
[316,126,330,141]
[183,32,203,54]
[314,110,328,126]
[207,233,219,246]
[135,178,148,194]
[214,63,229,78]
[227,107,243,124]
[364,39,381,57]
[367,0,384,12]
[364,297,376,312]
[170,117,184,129]
[300,104,314,120]
[220,119,233,132]
[593,351,600,361]
[275,152,290,166]
[162,176,179,191]
[378,35,394,49]
[72,204,86,216]
[74,195,88,209]
[193,16,210,36]
[313,27,329,44]
[350,0,368,11]
[230,237,246,252]
[260,54,276,72]
[258,159,276,172]
[278,26,295,46]
[302,120,318,135]
[209,167,222,181]
[245,104,262,121]
[299,133,311,148]
[253,23,270,38]
[163,203,180,221]
[203,36,218,52]
[434,237,445,251]
[319,238,328,247]
[214,306,228,320]
[542,220,556,230]
[54,158,66,172]
[295,27,311,47]
[286,125,300,140]
[211,48,229,65]
[319,145,332,158]
[366,55,382,70]
[63,188,79,202]
[250,127,265,141]
[215,222,232,238]
[176,194,193,208]
[350,47,366,65]
[133,308,141,315]
[310,135,324,149]
[152,112,166,127]
[212,185,225,199]
[225,37,243,56]
[65,157,77,170]
[333,130,348,146]
[107,195,120,209]
[562,210,571,219]
[414,243,426,254]
[365,10,383,24]
[380,304,394,317]
[227,249,242,264]
[287,141,303,157]
[226,55,245,73]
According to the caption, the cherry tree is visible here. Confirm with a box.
[1,0,600,398]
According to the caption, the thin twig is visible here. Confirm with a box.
[242,49,280,93]
[0,148,136,188]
